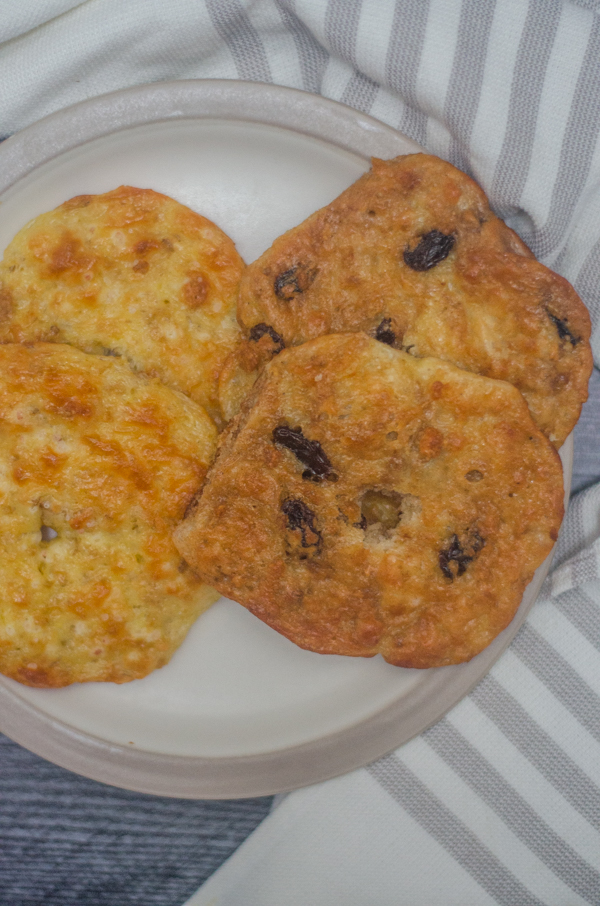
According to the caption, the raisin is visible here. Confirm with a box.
[274,264,317,300]
[439,535,467,579]
[273,424,337,482]
[403,230,455,271]
[281,498,322,550]
[249,323,285,354]
[471,531,485,552]
[439,531,485,580]
[547,311,580,346]
[375,318,396,346]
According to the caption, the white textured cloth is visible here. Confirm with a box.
[2,2,600,905]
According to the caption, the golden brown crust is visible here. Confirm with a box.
[0,187,245,426]
[227,154,592,445]
[177,333,564,668]
[0,343,219,687]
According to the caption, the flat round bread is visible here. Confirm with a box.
[0,186,245,426]
[0,343,219,687]
[178,333,564,668]
[225,154,592,445]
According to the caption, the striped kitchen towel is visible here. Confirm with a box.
[2,2,600,904]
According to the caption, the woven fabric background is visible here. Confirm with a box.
[1,2,600,904]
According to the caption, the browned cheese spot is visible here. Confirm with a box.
[47,395,94,419]
[398,168,421,192]
[417,426,444,461]
[0,285,13,321]
[69,509,95,531]
[183,273,209,309]
[134,239,161,255]
[16,666,51,687]
[48,234,94,275]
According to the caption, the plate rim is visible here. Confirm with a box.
[0,79,573,798]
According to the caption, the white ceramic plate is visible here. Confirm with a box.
[0,81,572,798]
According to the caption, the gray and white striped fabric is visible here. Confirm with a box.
[2,2,600,904]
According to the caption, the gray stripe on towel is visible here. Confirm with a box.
[471,675,600,831]
[511,623,600,744]
[368,755,545,906]
[385,0,431,147]
[276,4,329,93]
[533,16,600,259]
[445,0,497,174]
[206,0,272,82]
[491,0,562,218]
[425,719,600,903]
